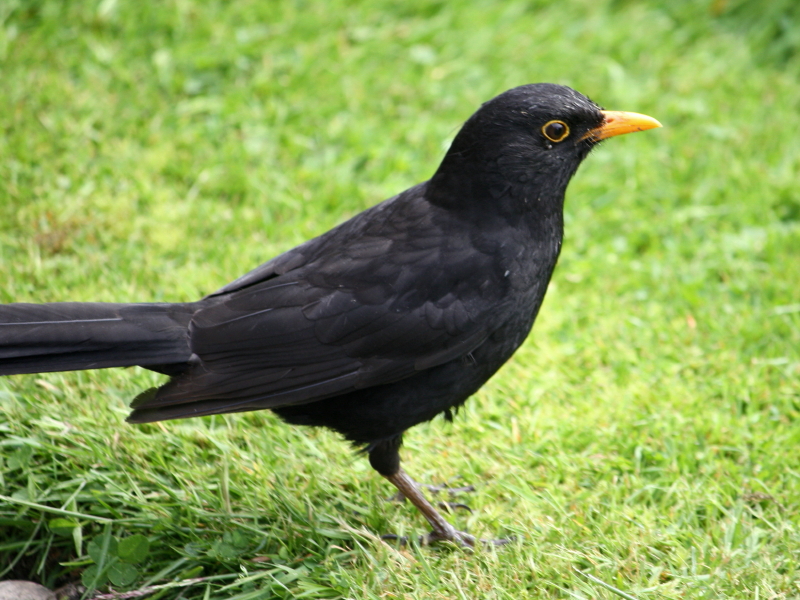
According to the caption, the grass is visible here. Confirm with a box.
[1,0,799,598]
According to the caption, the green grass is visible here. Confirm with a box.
[1,0,799,598]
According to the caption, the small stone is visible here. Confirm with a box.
[0,580,55,600]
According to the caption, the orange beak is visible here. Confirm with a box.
[582,110,662,142]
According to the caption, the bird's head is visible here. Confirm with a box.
[428,83,661,223]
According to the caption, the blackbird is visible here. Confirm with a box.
[0,84,660,546]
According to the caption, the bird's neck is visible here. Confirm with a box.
[426,153,568,237]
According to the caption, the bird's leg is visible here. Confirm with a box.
[384,471,511,546]
[384,467,476,547]
[369,436,473,546]
[368,436,508,547]
[386,477,474,513]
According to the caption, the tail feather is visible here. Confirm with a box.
[0,302,196,375]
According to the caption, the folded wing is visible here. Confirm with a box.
[129,188,510,422]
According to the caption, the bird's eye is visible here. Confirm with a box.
[542,120,570,143]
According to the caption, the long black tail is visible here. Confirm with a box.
[0,302,197,376]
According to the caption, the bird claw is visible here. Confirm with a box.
[381,531,512,548]
[421,479,475,513]
[386,494,472,513]
[381,469,509,550]
[421,482,476,497]
[386,477,476,509]
[421,528,476,547]
[438,501,472,513]
[380,531,474,547]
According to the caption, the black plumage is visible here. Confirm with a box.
[0,84,660,545]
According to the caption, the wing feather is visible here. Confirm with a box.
[129,186,513,421]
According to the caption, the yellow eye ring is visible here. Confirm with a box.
[542,120,570,143]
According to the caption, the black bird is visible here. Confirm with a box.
[0,84,660,545]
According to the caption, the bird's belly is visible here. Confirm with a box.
[273,314,534,446]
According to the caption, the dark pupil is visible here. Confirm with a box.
[546,122,565,139]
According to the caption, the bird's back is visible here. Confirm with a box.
[128,181,562,443]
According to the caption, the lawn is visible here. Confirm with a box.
[1,0,799,598]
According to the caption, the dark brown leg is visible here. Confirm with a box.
[384,467,476,546]
[368,436,507,547]
[386,480,474,512]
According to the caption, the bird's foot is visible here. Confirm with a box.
[382,469,510,548]
[422,481,474,512]
[381,530,474,547]
[386,493,472,513]
[382,530,511,548]
[386,477,475,512]
[421,526,475,547]
[421,480,476,497]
